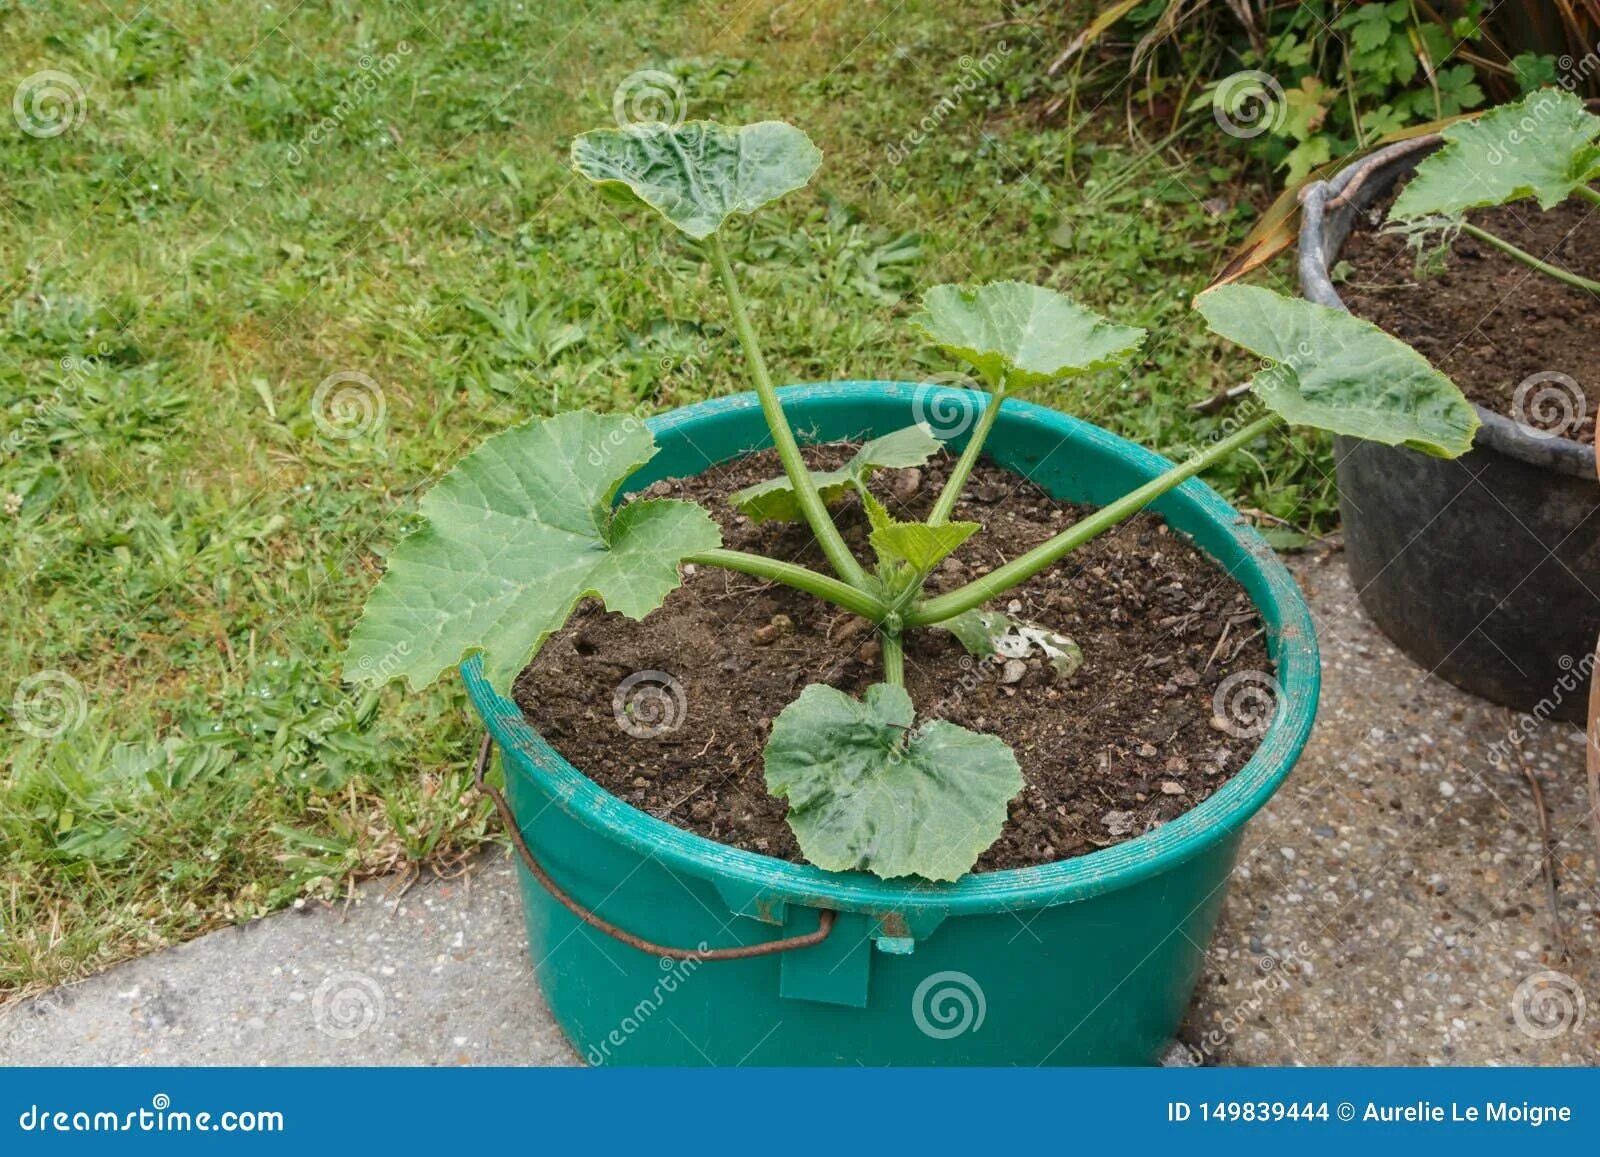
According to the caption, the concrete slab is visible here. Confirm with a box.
[2,555,1595,1066]
[1184,552,1598,1066]
[0,857,577,1065]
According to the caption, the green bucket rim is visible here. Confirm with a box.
[462,382,1320,916]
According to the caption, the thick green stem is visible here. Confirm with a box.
[881,630,905,686]
[686,548,886,620]
[928,387,1004,527]
[906,413,1281,626]
[708,234,868,586]
[1575,186,1600,207]
[1460,222,1600,294]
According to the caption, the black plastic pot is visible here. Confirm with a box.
[1299,140,1600,723]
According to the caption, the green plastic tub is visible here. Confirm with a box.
[462,381,1320,1066]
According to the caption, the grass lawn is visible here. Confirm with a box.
[0,0,1334,995]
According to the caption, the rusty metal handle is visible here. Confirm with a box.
[473,733,835,960]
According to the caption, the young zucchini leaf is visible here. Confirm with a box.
[850,488,977,598]
[941,608,1084,678]
[569,120,822,239]
[763,682,1022,881]
[1194,285,1479,458]
[910,281,1147,389]
[344,412,720,692]
[869,518,978,575]
[1391,89,1600,221]
[729,422,943,523]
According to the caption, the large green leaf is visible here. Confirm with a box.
[569,120,822,239]
[1194,285,1479,457]
[344,412,721,691]
[764,682,1021,881]
[1391,89,1600,220]
[729,423,943,523]
[910,281,1146,389]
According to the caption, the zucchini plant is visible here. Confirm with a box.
[344,118,1479,882]
[1386,87,1600,294]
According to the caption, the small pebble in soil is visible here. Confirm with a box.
[892,468,921,501]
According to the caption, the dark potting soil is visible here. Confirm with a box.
[512,446,1274,872]
[1340,183,1600,444]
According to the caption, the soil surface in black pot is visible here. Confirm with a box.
[1340,184,1599,444]
[514,445,1273,872]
